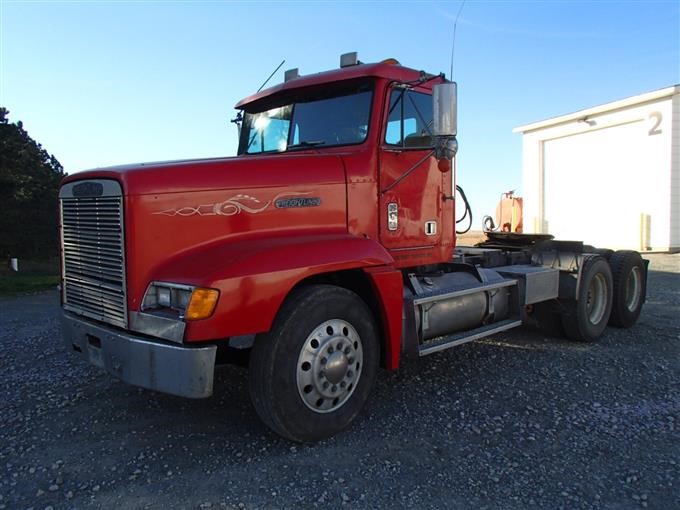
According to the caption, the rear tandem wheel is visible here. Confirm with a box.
[560,255,614,342]
[608,250,646,328]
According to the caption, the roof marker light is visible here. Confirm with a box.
[284,68,300,82]
[340,52,358,68]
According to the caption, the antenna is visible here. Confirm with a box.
[229,59,286,131]
[257,60,286,93]
[449,0,467,80]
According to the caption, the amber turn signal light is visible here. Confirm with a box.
[185,288,219,321]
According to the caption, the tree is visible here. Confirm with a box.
[0,108,66,259]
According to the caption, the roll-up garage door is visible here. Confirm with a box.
[543,121,645,250]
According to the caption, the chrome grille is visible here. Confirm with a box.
[60,180,127,328]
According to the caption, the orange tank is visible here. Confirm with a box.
[495,191,523,233]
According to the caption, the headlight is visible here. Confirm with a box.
[142,282,219,321]
[157,286,172,307]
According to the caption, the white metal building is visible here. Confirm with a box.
[514,85,680,252]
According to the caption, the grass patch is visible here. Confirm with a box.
[0,258,60,295]
[0,274,60,294]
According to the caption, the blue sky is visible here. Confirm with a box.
[1,0,678,222]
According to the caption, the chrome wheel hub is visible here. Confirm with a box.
[296,319,363,414]
[325,351,349,384]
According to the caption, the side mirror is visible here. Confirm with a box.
[230,111,243,138]
[432,82,458,172]
[433,82,457,137]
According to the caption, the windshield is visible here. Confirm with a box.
[238,83,373,155]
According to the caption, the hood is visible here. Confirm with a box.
[61,153,350,311]
[62,153,347,196]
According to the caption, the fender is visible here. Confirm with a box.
[364,266,404,370]
[148,233,395,342]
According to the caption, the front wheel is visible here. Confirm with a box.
[561,255,614,342]
[248,285,378,443]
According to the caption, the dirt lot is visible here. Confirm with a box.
[1,254,678,509]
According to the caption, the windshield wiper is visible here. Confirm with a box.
[287,140,326,150]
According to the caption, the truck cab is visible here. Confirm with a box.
[59,54,648,442]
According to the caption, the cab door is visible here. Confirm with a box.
[379,86,452,267]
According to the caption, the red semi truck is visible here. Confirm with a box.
[59,54,648,442]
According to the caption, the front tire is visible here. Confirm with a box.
[561,255,613,342]
[248,285,378,443]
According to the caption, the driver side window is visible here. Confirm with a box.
[385,88,433,148]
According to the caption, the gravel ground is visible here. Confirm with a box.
[1,254,678,510]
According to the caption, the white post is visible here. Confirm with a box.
[10,258,18,272]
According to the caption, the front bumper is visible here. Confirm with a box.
[62,311,216,398]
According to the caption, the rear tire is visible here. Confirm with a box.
[248,285,378,443]
[561,256,613,342]
[608,250,646,328]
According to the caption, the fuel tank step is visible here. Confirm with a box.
[418,318,522,356]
